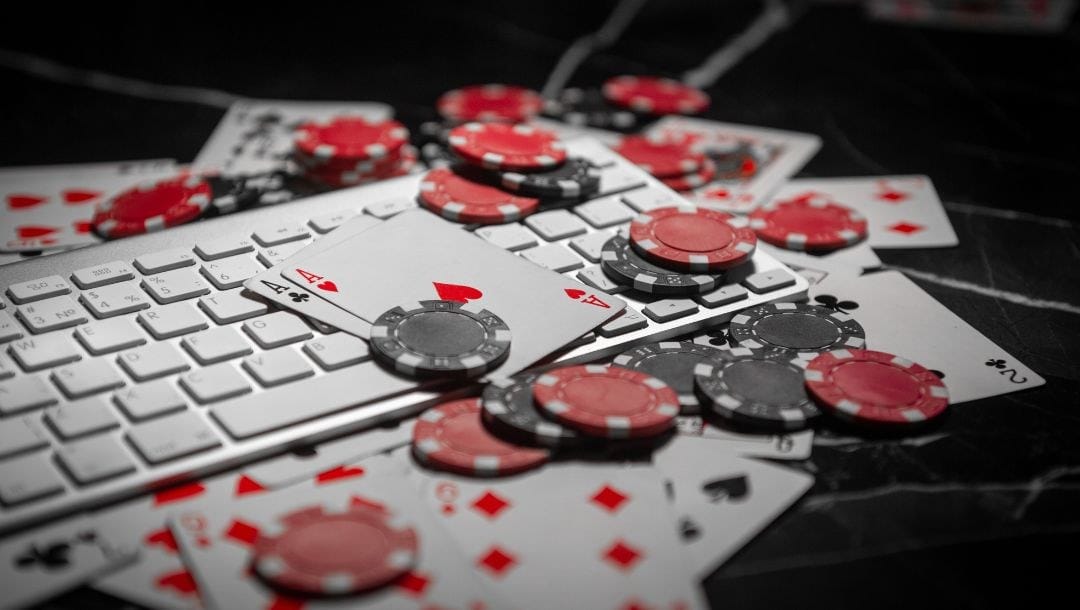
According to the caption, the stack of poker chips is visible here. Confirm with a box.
[290,116,417,189]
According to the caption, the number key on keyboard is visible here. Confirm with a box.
[141,268,210,304]
[0,453,64,505]
[194,236,255,261]
[257,241,308,268]
[134,248,196,274]
[138,303,208,339]
[75,318,146,355]
[243,312,313,349]
[7,275,71,304]
[200,255,262,290]
[199,290,268,324]
[9,335,81,372]
[71,261,135,289]
[127,411,221,464]
[252,225,310,247]
[51,359,125,398]
[16,296,87,332]
[81,281,151,319]
[56,435,135,485]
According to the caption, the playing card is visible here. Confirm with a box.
[810,270,1045,403]
[281,209,627,376]
[758,239,882,276]
[0,159,178,252]
[766,176,958,249]
[652,435,814,579]
[674,416,815,460]
[193,99,394,175]
[645,116,821,212]
[0,514,138,608]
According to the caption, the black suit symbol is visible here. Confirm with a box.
[702,474,749,503]
[14,530,97,571]
[814,294,859,314]
[986,358,1006,369]
[288,292,310,303]
[679,517,702,542]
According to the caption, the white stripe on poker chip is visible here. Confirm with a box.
[836,399,859,415]
[146,215,166,232]
[902,409,927,422]
[786,233,808,250]
[718,393,741,409]
[493,329,512,344]
[442,202,464,220]
[535,374,558,387]
[637,238,659,251]
[497,204,522,221]
[545,400,569,414]
[257,555,286,577]
[605,417,631,437]
[460,355,486,370]
[694,362,715,377]
[690,253,709,266]
[482,152,505,168]
[557,180,580,197]
[839,229,859,244]
[395,353,423,374]
[370,325,389,339]
[932,385,949,399]
[644,377,667,390]
[416,437,441,455]
[323,573,354,594]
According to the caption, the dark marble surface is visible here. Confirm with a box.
[4,2,1078,607]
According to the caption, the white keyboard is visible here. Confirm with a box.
[0,137,808,534]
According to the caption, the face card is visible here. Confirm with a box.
[0,159,178,252]
[810,271,1045,403]
[644,116,821,213]
[281,210,627,376]
[674,416,814,460]
[766,176,958,249]
[192,100,394,175]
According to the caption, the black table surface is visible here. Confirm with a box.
[5,2,1079,608]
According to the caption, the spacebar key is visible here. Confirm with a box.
[210,361,417,439]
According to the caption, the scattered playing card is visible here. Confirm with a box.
[674,416,815,460]
[758,239,882,276]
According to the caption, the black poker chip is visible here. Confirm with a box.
[611,341,733,414]
[543,87,641,133]
[694,347,821,431]
[600,235,722,296]
[369,299,512,378]
[728,303,866,354]
[481,373,586,447]
[497,158,601,199]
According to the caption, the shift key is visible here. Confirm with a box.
[127,411,221,464]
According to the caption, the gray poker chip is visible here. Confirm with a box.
[600,235,722,295]
[543,87,640,133]
[480,373,586,447]
[498,158,601,199]
[728,303,865,354]
[369,299,511,378]
[420,143,456,169]
[612,341,733,414]
[693,347,820,431]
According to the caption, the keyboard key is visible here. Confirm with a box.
[694,284,749,308]
[621,187,673,213]
[257,241,308,267]
[199,290,268,324]
[597,166,647,195]
[0,416,48,459]
[181,326,252,364]
[743,269,797,294]
[137,302,208,339]
[364,198,417,219]
[0,310,23,343]
[16,295,87,332]
[0,353,14,380]
[194,236,255,261]
[199,255,262,290]
[475,224,538,252]
[574,197,635,228]
[127,411,221,464]
[525,209,588,241]
[243,348,314,387]
[304,334,370,370]
[643,298,699,323]
[179,363,251,404]
[576,266,627,294]
[309,210,357,233]
[75,318,146,355]
[9,334,81,371]
[243,312,312,349]
[114,379,186,421]
[117,343,190,382]
[51,359,125,398]
[568,231,614,263]
[141,268,210,304]
[46,396,120,439]
[56,435,135,484]
[0,375,57,414]
[81,281,151,319]
[7,275,71,304]
[134,248,196,274]
[252,224,310,247]
[598,307,650,338]
[520,244,584,273]
[71,260,135,289]
[0,453,64,505]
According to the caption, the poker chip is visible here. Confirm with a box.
[296,144,416,175]
[694,348,821,430]
[628,205,757,272]
[481,373,586,447]
[294,116,409,164]
[447,122,567,171]
[495,158,601,199]
[543,87,639,132]
[532,364,679,439]
[305,146,418,188]
[600,234,722,295]
[728,302,866,354]
[413,398,549,476]
[369,299,512,378]
[92,175,210,238]
[804,349,949,426]
[418,168,540,224]
[437,84,543,123]
[602,75,710,115]
[611,341,733,413]
[660,157,717,191]
[251,504,417,595]
[749,195,868,252]
[420,142,456,168]
[614,135,705,178]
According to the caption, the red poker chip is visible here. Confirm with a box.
[532,364,680,439]
[659,157,717,192]
[804,349,949,426]
[447,122,566,171]
[437,84,543,123]
[614,135,705,178]
[295,142,415,174]
[412,398,550,477]
[294,116,409,164]
[306,146,417,188]
[748,194,868,252]
[92,175,209,238]
[252,504,418,595]
[418,167,539,224]
[629,204,757,272]
[602,75,710,115]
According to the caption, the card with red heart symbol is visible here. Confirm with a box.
[0,160,178,252]
[280,210,626,376]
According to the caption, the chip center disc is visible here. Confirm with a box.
[445,178,507,205]
[397,312,485,356]
[563,377,650,415]
[773,206,846,234]
[441,410,520,456]
[281,518,387,573]
[832,361,922,406]
[118,184,198,220]
[319,123,381,147]
[654,216,733,252]
[638,353,699,393]
[755,313,838,349]
[489,133,547,155]
[724,360,805,406]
